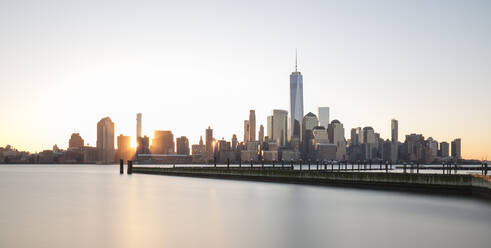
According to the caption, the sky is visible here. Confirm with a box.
[0,0,490,159]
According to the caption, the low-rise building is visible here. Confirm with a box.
[316,143,337,161]
[262,151,278,161]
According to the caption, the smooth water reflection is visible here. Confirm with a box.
[0,165,490,248]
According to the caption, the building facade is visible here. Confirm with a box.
[97,117,115,164]
[424,137,438,163]
[69,133,84,149]
[249,110,256,142]
[136,113,142,139]
[440,142,449,158]
[258,125,264,143]
[117,134,131,161]
[176,136,190,155]
[404,134,425,162]
[318,107,330,129]
[328,120,346,161]
[243,120,250,143]
[137,136,150,155]
[151,130,174,154]
[289,56,304,141]
[451,138,462,159]
[267,109,288,147]
[361,127,376,160]
[391,119,398,163]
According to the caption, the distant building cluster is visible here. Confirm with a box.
[347,120,462,164]
[0,57,471,165]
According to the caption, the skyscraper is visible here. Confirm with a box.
[231,134,238,151]
[136,113,142,139]
[243,120,250,142]
[318,107,330,129]
[117,134,131,161]
[440,141,449,158]
[391,119,398,143]
[249,110,256,141]
[451,138,462,159]
[267,109,288,146]
[328,120,346,161]
[303,112,318,131]
[362,127,376,144]
[151,131,174,154]
[405,134,425,162]
[391,119,399,163]
[258,125,264,143]
[425,137,438,163]
[137,136,150,155]
[302,113,318,160]
[361,127,376,160]
[136,113,143,156]
[176,136,190,155]
[205,126,213,158]
[289,51,304,141]
[97,117,115,164]
[350,127,362,146]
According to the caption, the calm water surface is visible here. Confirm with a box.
[0,165,490,248]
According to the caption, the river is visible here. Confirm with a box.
[0,165,490,248]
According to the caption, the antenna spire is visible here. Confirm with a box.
[295,48,298,72]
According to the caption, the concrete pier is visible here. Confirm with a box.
[133,167,491,200]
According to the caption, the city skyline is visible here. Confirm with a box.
[0,54,483,160]
[0,55,480,159]
[1,1,490,159]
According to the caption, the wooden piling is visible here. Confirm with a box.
[127,160,133,174]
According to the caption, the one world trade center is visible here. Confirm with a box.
[289,51,304,141]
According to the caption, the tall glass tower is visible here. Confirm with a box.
[289,51,304,141]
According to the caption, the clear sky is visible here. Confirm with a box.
[1,0,490,159]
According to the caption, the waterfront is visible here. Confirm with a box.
[134,163,487,175]
[1,165,490,248]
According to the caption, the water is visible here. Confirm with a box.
[1,165,490,248]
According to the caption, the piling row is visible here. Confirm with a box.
[119,160,133,175]
[121,159,488,176]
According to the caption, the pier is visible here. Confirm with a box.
[132,166,491,199]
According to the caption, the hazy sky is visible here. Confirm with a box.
[1,0,490,159]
